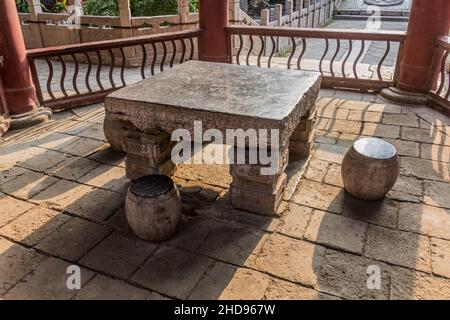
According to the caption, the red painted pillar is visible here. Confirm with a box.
[199,0,229,63]
[0,0,39,115]
[397,0,450,93]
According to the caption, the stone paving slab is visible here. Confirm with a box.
[34,217,111,261]
[292,179,345,214]
[130,246,213,299]
[0,193,35,227]
[398,203,450,241]
[430,238,450,279]
[189,262,270,300]
[0,170,59,201]
[342,196,399,228]
[0,166,28,186]
[265,278,339,300]
[30,179,125,221]
[365,224,431,272]
[74,274,150,300]
[315,248,391,299]
[247,233,323,287]
[304,210,367,254]
[197,222,266,267]
[0,237,47,295]
[3,257,95,300]
[79,231,158,280]
[77,164,129,194]
[390,266,450,299]
[423,180,450,210]
[0,206,70,246]
[277,203,312,240]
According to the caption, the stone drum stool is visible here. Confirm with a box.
[341,138,400,200]
[125,175,181,241]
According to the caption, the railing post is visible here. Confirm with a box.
[27,0,42,17]
[118,0,136,66]
[118,0,133,37]
[0,0,50,129]
[274,4,283,27]
[304,0,310,28]
[318,0,322,26]
[286,0,293,18]
[26,0,44,48]
[296,0,304,27]
[230,0,241,25]
[261,9,270,26]
[178,0,190,30]
[199,0,229,63]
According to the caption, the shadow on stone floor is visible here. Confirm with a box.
[309,94,450,299]
[0,140,274,299]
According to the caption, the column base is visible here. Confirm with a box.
[10,107,52,131]
[379,87,429,105]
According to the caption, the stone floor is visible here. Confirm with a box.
[1,89,450,300]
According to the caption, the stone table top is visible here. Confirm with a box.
[105,61,321,148]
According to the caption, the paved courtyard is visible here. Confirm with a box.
[1,89,450,300]
[339,0,412,11]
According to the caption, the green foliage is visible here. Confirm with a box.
[16,0,29,13]
[83,0,199,17]
[131,0,199,16]
[52,0,68,13]
[131,0,178,16]
[188,0,199,13]
[83,0,119,16]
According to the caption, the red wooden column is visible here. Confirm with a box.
[198,0,230,63]
[397,0,450,93]
[0,0,50,129]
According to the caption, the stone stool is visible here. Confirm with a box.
[125,175,181,242]
[341,138,400,200]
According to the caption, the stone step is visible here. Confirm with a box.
[336,9,410,17]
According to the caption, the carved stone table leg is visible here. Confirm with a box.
[229,147,289,216]
[103,115,133,152]
[289,105,317,160]
[124,128,176,180]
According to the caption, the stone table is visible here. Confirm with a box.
[104,61,321,216]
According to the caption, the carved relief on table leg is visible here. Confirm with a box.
[124,128,177,180]
[103,115,133,152]
[229,147,289,216]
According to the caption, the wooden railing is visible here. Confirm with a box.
[428,36,450,111]
[27,29,201,111]
[226,26,407,91]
